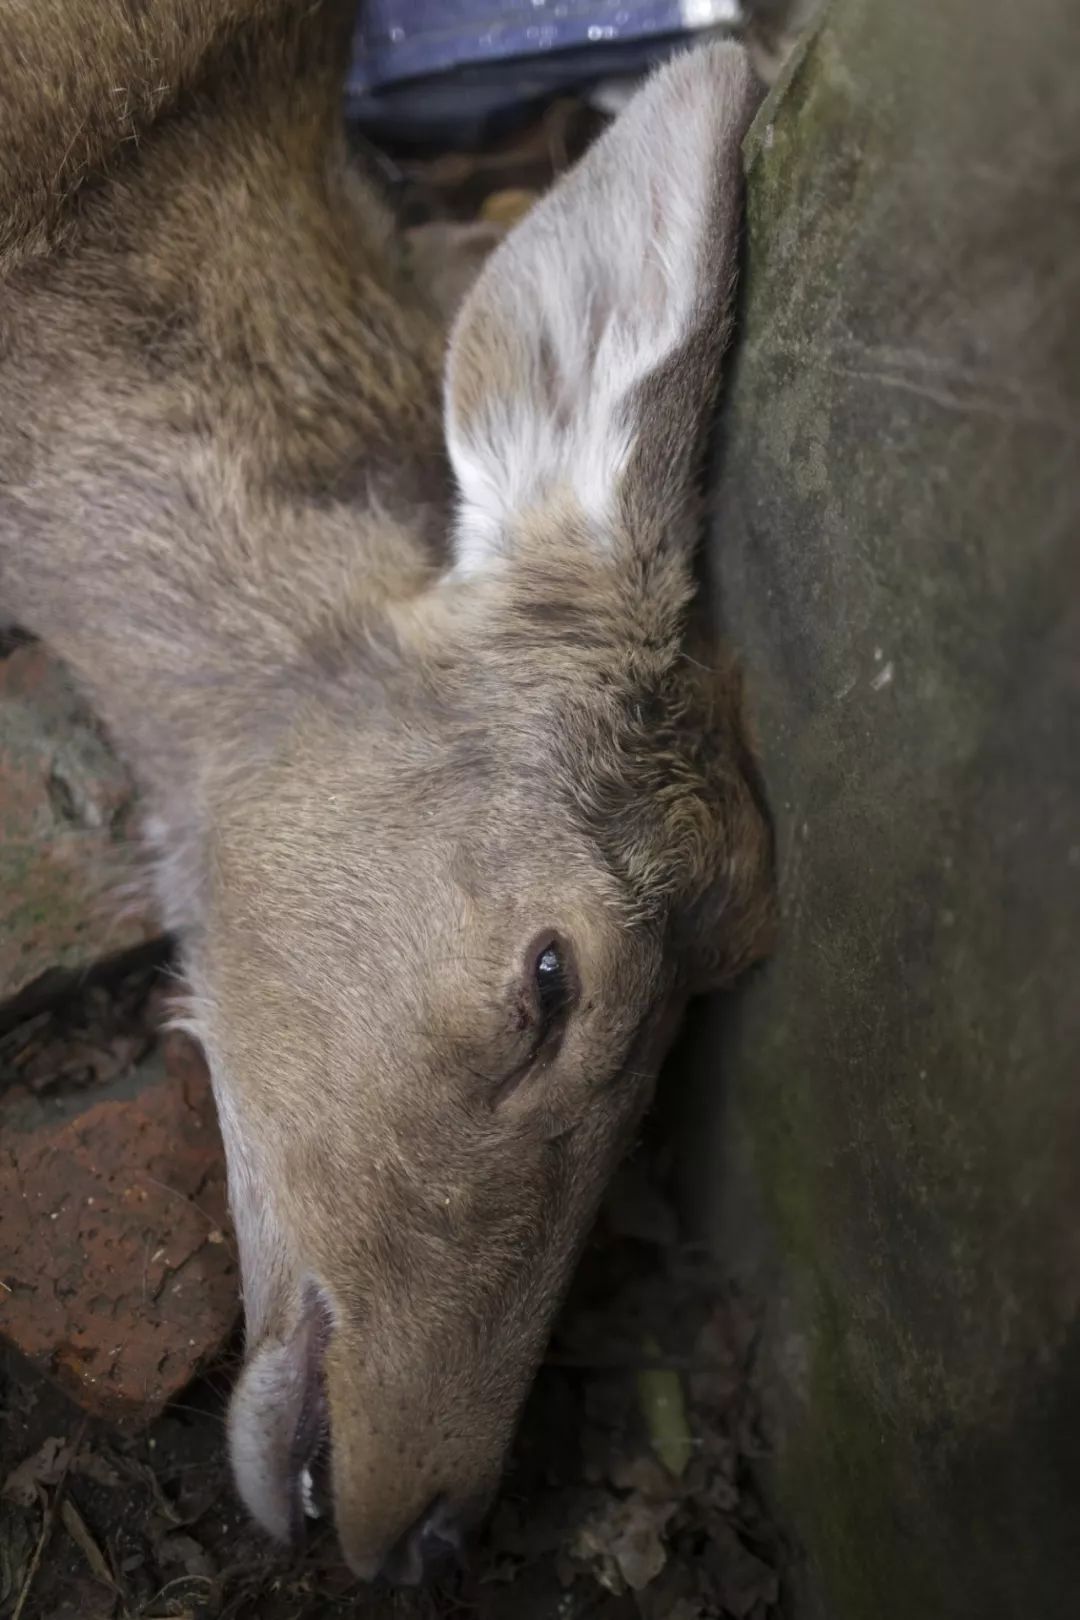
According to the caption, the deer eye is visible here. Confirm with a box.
[534,941,568,1023]
[494,937,576,1105]
[532,934,580,1035]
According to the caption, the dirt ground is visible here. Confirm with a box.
[0,960,787,1620]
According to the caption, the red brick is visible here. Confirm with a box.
[0,1032,238,1424]
[0,644,160,1011]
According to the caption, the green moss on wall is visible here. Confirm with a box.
[693,1,1080,1614]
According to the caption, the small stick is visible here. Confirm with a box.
[11,1488,51,1620]
[11,1417,87,1620]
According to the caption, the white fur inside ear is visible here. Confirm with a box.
[444,42,754,575]
[447,385,635,576]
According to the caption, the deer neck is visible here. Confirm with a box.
[0,84,452,932]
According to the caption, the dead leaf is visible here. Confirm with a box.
[73,1448,124,1490]
[607,1450,679,1501]
[702,1469,740,1515]
[113,1454,183,1525]
[703,1523,780,1618]
[648,1602,707,1620]
[486,1490,593,1569]
[156,1532,216,1582]
[571,1492,677,1593]
[479,188,537,227]
[2,1437,74,1506]
[60,1497,118,1591]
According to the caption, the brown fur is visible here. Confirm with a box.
[0,1,774,1580]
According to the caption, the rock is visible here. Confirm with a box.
[681,0,1080,1616]
[0,1031,238,1424]
[0,644,160,1015]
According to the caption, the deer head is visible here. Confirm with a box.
[163,40,771,1584]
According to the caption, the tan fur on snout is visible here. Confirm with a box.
[1,2,773,1579]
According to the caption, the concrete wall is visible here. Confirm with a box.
[683,2,1080,1615]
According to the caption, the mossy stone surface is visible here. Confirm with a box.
[690,1,1080,1614]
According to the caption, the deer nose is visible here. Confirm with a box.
[379,1496,464,1587]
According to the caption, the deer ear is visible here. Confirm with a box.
[444,42,761,576]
